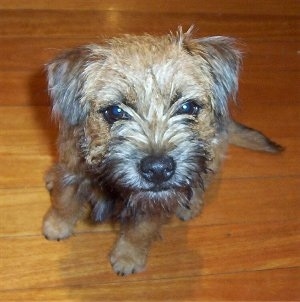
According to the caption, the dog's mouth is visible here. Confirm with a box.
[145,184,172,192]
[138,184,194,201]
[119,184,194,219]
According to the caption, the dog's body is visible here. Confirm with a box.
[43,30,282,275]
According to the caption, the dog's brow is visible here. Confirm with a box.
[120,96,130,105]
[120,96,137,111]
[170,91,183,106]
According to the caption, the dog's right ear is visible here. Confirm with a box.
[179,30,242,119]
[47,45,104,125]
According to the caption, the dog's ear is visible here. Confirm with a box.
[47,45,103,125]
[183,35,242,117]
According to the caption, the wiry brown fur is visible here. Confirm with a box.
[42,29,282,275]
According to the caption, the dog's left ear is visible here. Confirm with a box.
[183,36,242,117]
[47,45,105,125]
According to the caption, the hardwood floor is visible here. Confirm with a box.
[0,1,299,301]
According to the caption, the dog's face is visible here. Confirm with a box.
[47,32,241,214]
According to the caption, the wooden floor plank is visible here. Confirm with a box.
[1,177,299,237]
[0,222,299,291]
[1,0,299,16]
[0,268,299,301]
[230,99,300,138]
[0,70,49,106]
[0,10,298,40]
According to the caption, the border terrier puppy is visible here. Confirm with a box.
[42,29,282,275]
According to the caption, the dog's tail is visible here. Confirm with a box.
[228,120,284,153]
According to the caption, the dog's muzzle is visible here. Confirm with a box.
[139,155,176,185]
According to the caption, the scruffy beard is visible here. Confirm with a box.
[121,186,193,218]
[93,177,195,221]
[87,137,210,220]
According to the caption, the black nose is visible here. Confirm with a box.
[140,155,176,184]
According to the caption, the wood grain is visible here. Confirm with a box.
[0,176,299,237]
[1,268,299,301]
[1,222,299,290]
[0,0,299,16]
[0,10,298,40]
[0,1,299,301]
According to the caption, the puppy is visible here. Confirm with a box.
[42,29,282,275]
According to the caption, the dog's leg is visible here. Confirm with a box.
[43,165,86,240]
[110,216,163,275]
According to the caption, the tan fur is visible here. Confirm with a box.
[42,30,282,275]
[43,165,87,240]
[111,216,164,275]
[228,121,284,153]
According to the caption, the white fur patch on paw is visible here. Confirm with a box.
[110,239,147,276]
[43,212,73,241]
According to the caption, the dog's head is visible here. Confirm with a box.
[47,30,241,214]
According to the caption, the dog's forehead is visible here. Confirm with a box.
[108,36,204,83]
[91,36,211,111]
[107,35,181,64]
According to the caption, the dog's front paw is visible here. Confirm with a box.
[110,238,147,276]
[43,210,74,241]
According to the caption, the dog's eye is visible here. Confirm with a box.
[102,105,130,124]
[175,100,201,116]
